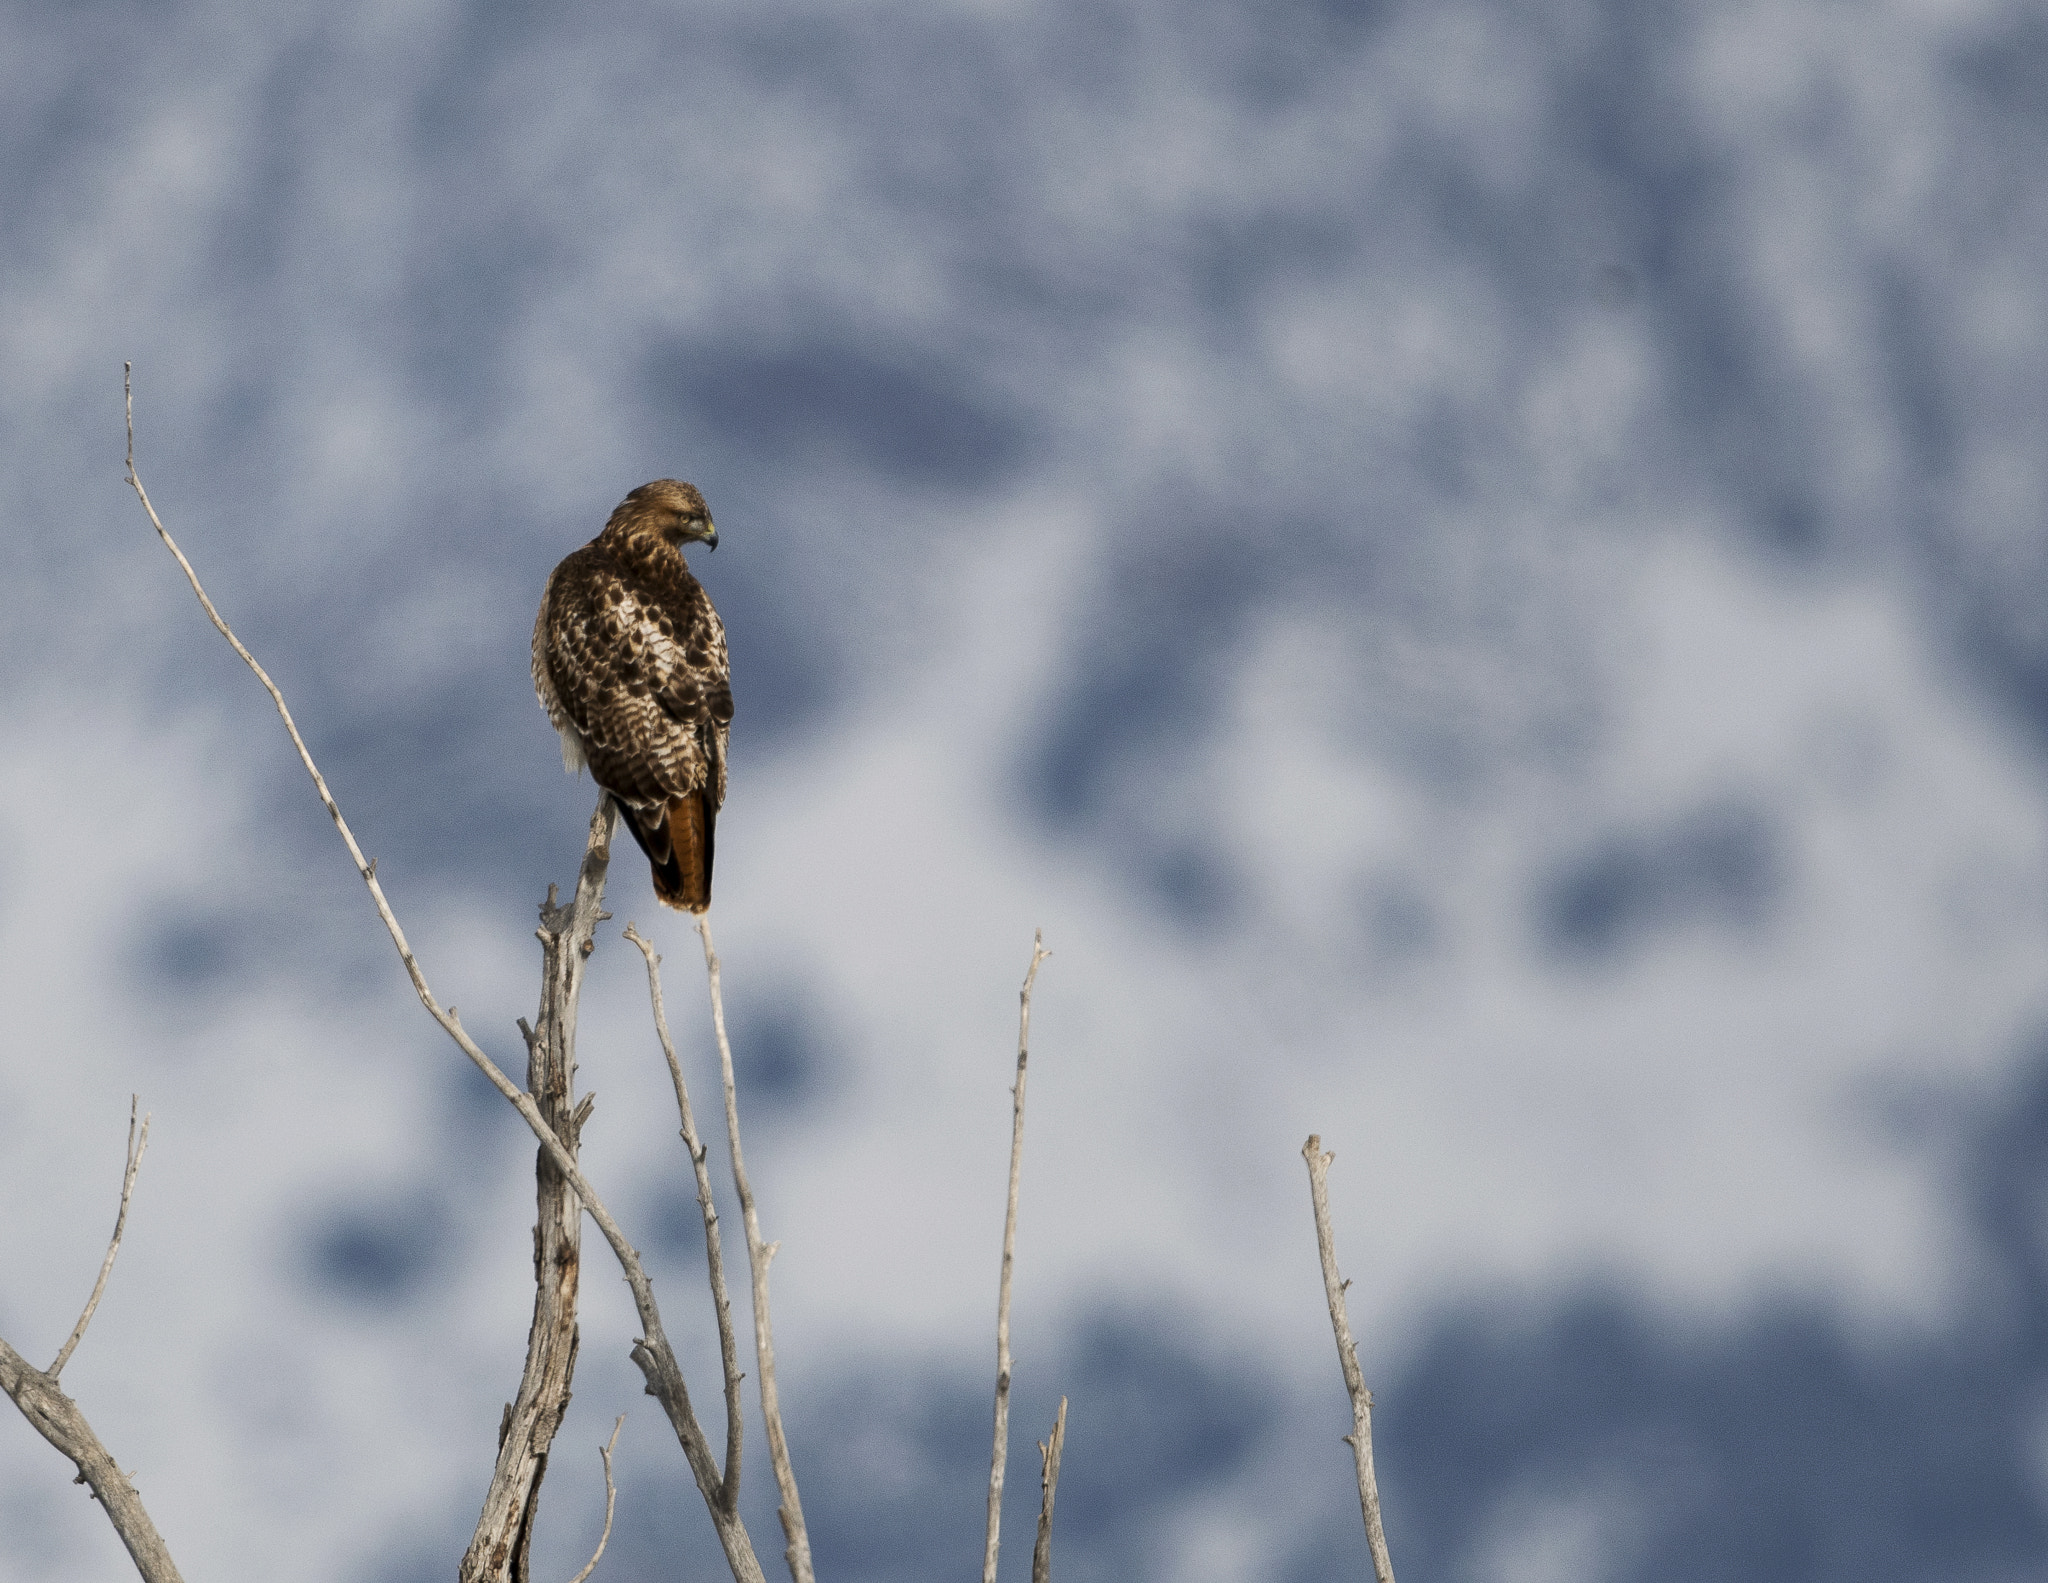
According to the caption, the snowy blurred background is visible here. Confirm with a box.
[5,1,2048,1578]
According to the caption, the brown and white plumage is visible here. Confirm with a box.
[533,479,731,912]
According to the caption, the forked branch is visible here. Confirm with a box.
[1302,1134,1396,1583]
[0,1099,181,1583]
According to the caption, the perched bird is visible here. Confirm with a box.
[533,479,731,912]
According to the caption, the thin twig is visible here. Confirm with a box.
[983,931,1051,1583]
[1302,1135,1396,1583]
[697,917,813,1583]
[464,802,614,1583]
[566,1416,627,1583]
[124,368,769,1583]
[1031,1395,1067,1583]
[50,1096,151,1378]
[625,923,745,1508]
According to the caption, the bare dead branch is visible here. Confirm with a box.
[0,1338,184,1583]
[697,918,813,1583]
[1302,1135,1396,1583]
[566,1416,626,1583]
[464,800,615,1583]
[1031,1395,1067,1583]
[624,922,745,1507]
[2,1096,181,1582]
[125,368,770,1583]
[983,930,1051,1583]
[50,1096,150,1379]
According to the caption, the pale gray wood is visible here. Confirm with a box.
[0,1336,185,1583]
[697,918,815,1583]
[565,1417,626,1583]
[462,798,616,1583]
[49,1098,149,1380]
[0,1084,182,1583]
[1031,1395,1067,1583]
[983,933,1050,1583]
[1303,1135,1398,1583]
[623,924,746,1510]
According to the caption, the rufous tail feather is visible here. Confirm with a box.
[652,793,713,913]
[609,791,715,913]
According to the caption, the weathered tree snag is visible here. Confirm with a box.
[463,797,616,1583]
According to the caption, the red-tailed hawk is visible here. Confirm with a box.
[533,479,731,912]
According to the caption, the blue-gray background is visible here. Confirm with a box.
[5,2,2048,1579]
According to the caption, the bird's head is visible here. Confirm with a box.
[609,478,718,553]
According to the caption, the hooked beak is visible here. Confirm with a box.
[704,527,718,552]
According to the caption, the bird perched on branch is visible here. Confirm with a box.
[533,479,731,912]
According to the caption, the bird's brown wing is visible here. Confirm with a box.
[539,547,729,910]
[640,581,729,911]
